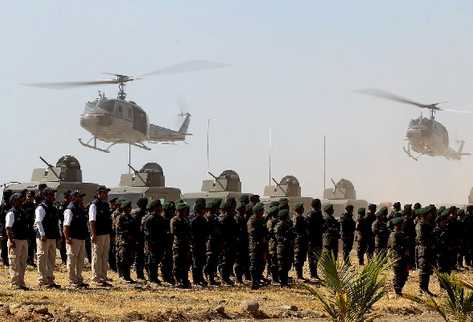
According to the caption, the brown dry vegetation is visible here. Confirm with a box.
[0,258,470,321]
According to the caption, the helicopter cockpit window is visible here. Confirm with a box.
[98,101,115,113]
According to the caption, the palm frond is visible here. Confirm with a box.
[402,294,448,322]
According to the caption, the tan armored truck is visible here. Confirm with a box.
[109,162,181,207]
[322,178,368,217]
[261,175,313,212]
[4,155,100,204]
[182,170,248,209]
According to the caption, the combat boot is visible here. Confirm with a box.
[295,265,304,281]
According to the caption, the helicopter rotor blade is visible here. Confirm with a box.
[357,89,439,110]
[440,108,473,114]
[140,60,229,77]
[23,80,120,89]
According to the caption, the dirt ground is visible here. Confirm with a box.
[0,257,469,322]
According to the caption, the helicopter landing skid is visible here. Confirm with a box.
[131,142,151,151]
[78,137,117,153]
[403,146,419,161]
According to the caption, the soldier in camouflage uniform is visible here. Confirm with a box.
[234,201,250,284]
[401,204,416,270]
[132,197,148,280]
[388,202,402,226]
[170,200,192,289]
[416,206,434,295]
[447,207,461,270]
[456,208,466,269]
[161,201,176,284]
[365,204,377,260]
[190,198,209,286]
[293,202,308,280]
[275,208,294,287]
[266,201,280,283]
[108,197,119,273]
[115,200,137,283]
[388,217,409,295]
[142,199,166,285]
[322,204,340,260]
[247,202,267,290]
[372,207,389,256]
[305,199,324,279]
[204,199,223,286]
[433,211,451,274]
[355,208,369,265]
[340,205,356,263]
[464,205,473,267]
[218,197,239,286]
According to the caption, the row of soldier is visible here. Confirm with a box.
[1,187,473,294]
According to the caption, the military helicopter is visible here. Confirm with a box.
[358,89,472,161]
[25,60,227,153]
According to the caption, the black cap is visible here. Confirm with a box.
[9,192,23,204]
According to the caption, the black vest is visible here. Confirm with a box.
[11,208,29,240]
[37,202,60,239]
[93,199,112,236]
[67,202,88,240]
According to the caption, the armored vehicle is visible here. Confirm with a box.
[261,175,313,212]
[4,155,100,204]
[323,178,368,217]
[182,169,249,209]
[109,162,181,207]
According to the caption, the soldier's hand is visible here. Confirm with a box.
[91,234,97,243]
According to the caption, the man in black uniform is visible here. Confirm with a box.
[171,200,192,288]
[401,204,416,270]
[305,199,324,279]
[190,198,209,286]
[89,186,113,286]
[35,187,61,288]
[322,204,340,260]
[22,190,37,267]
[63,191,89,288]
[464,205,473,267]
[433,212,451,274]
[340,205,356,263]
[293,202,307,280]
[247,202,266,289]
[204,199,222,286]
[142,199,166,285]
[0,189,13,267]
[5,193,29,289]
[132,197,148,280]
[218,197,239,286]
[57,191,72,265]
[161,201,176,284]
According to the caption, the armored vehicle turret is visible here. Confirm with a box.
[4,155,100,204]
[109,162,181,207]
[262,175,313,212]
[322,178,368,217]
[182,169,250,209]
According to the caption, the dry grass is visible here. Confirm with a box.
[0,255,470,321]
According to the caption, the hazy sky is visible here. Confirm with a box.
[1,1,473,204]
